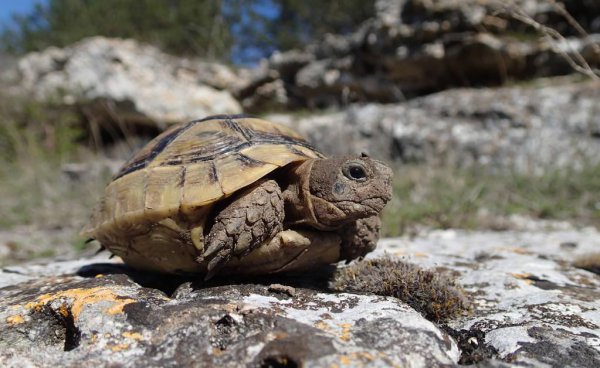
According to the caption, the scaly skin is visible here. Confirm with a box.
[339,216,382,261]
[201,179,284,279]
[201,155,393,278]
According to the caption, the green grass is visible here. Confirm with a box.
[0,94,114,264]
[0,95,112,230]
[382,164,600,236]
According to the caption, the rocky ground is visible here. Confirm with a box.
[1,1,599,366]
[1,229,599,367]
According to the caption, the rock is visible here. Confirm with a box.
[238,0,600,111]
[14,37,242,126]
[0,255,458,367]
[373,228,600,366]
[1,227,599,367]
[375,0,405,26]
[267,80,600,172]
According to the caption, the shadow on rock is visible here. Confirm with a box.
[76,262,337,297]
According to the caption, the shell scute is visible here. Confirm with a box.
[180,161,224,214]
[144,165,184,217]
[84,115,321,237]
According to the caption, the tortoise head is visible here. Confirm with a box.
[307,154,393,228]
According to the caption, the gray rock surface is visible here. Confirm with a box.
[268,80,600,172]
[0,255,458,368]
[13,37,242,125]
[375,228,600,366]
[1,228,599,367]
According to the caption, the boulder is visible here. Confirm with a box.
[1,227,599,367]
[239,0,600,111]
[14,37,242,126]
[267,80,600,172]
[373,228,600,366]
[0,255,458,367]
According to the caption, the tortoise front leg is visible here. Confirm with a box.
[338,216,382,261]
[201,179,284,279]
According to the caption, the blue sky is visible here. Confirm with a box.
[0,0,278,63]
[0,0,45,29]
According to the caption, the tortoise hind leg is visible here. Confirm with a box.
[201,179,284,279]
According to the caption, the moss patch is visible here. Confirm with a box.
[330,257,470,322]
[573,253,600,275]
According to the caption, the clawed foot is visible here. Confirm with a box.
[199,179,284,279]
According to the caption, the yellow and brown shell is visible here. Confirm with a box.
[82,115,324,274]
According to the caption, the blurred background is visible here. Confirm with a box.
[0,0,598,266]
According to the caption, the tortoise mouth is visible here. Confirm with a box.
[331,197,387,219]
[309,196,388,229]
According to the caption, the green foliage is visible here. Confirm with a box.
[330,257,470,322]
[2,0,232,59]
[227,0,374,62]
[0,95,81,164]
[1,0,375,62]
[382,164,600,236]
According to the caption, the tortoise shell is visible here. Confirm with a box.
[83,115,323,239]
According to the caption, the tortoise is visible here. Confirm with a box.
[82,115,393,278]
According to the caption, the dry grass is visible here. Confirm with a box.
[0,94,114,264]
[0,96,112,230]
[381,164,600,237]
[493,0,600,80]
[0,156,111,230]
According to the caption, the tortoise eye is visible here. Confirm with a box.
[344,163,367,182]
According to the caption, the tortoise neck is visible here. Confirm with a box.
[282,159,334,231]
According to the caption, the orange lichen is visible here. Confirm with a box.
[108,343,130,352]
[58,304,69,318]
[6,315,25,325]
[272,331,288,340]
[511,273,534,284]
[356,352,375,361]
[339,355,352,365]
[23,287,136,320]
[337,352,377,366]
[122,331,144,341]
[314,321,331,332]
[338,323,352,341]
[495,247,533,255]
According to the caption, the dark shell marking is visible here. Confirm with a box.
[114,115,318,180]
